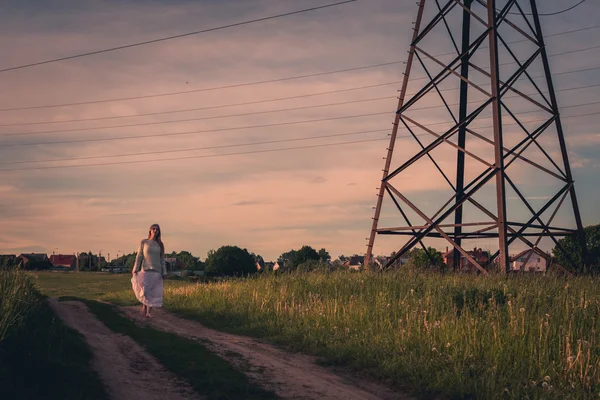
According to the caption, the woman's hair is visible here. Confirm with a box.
[148,224,165,257]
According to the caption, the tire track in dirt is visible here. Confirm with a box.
[48,299,201,400]
[121,306,416,400]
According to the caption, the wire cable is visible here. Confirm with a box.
[504,0,587,16]
[0,1,357,74]
[0,136,390,172]
[0,82,401,127]
[1,23,598,112]
[3,63,599,128]
[1,80,598,148]
[0,128,391,165]
[4,98,600,165]
[2,108,599,172]
[0,96,394,137]
[3,79,600,141]
[0,111,391,147]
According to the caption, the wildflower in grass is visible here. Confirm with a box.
[520,308,525,313]
[446,342,451,348]
[432,347,437,352]
[542,382,549,389]
[544,376,551,382]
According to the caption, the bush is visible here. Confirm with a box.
[204,246,256,277]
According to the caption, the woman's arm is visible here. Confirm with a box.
[161,252,167,276]
[132,240,144,273]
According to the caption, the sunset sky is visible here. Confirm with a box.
[0,0,598,262]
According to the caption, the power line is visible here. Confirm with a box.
[0,83,401,127]
[3,63,599,128]
[0,111,391,147]
[0,96,394,137]
[0,1,356,74]
[1,81,598,148]
[5,98,600,166]
[1,23,598,113]
[503,0,587,16]
[0,62,403,113]
[0,128,391,165]
[414,22,600,59]
[3,79,600,143]
[0,136,390,172]
[3,108,600,172]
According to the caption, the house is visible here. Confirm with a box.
[344,255,364,271]
[273,261,285,271]
[50,254,76,270]
[442,247,490,272]
[510,249,548,272]
[18,253,50,269]
[373,255,409,269]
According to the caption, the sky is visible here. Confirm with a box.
[0,0,598,262]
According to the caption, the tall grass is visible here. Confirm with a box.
[149,271,600,399]
[0,270,107,399]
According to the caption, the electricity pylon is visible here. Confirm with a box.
[365,0,586,273]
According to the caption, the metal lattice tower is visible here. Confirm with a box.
[365,0,586,273]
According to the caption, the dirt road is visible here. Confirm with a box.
[121,306,415,400]
[48,299,200,400]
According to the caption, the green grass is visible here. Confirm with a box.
[126,271,599,400]
[0,270,107,400]
[70,298,277,400]
[38,269,600,399]
[35,271,193,301]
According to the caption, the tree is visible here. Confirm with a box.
[293,246,320,267]
[407,247,444,270]
[318,248,331,263]
[204,246,256,277]
[278,249,297,267]
[552,224,600,273]
[175,251,201,270]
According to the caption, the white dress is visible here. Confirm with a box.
[131,239,165,308]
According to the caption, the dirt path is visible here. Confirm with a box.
[48,299,201,400]
[121,306,415,400]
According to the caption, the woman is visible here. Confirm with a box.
[131,224,167,318]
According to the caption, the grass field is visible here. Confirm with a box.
[37,270,600,399]
[1,270,107,400]
[33,270,192,299]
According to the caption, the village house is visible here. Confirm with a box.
[442,247,490,272]
[50,254,76,270]
[510,249,548,272]
[19,253,51,269]
[344,255,364,271]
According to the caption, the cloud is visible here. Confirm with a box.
[0,0,598,260]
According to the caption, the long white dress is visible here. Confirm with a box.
[131,239,165,308]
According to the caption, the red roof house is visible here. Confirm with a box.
[50,254,76,269]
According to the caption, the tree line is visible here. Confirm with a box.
[1,224,599,274]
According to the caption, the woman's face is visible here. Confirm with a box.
[150,225,160,239]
